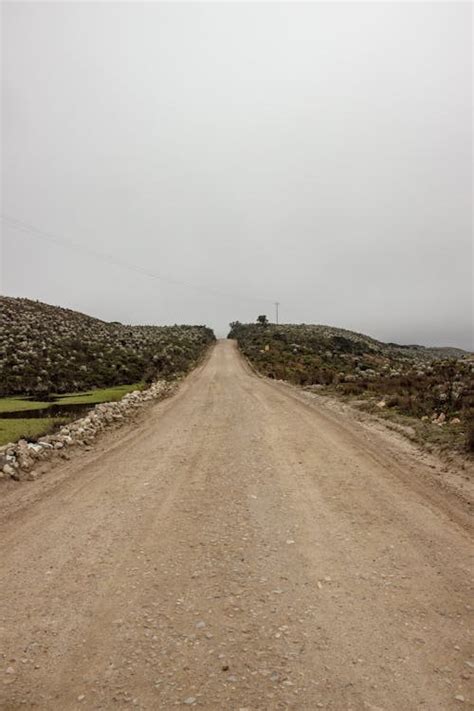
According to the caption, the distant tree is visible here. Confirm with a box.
[257,315,269,326]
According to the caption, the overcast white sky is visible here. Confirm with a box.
[1,2,472,346]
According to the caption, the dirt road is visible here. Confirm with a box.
[0,340,472,710]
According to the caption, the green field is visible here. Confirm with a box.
[0,398,52,414]
[0,383,144,446]
[0,417,67,446]
[54,383,143,405]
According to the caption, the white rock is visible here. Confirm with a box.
[3,464,15,478]
[27,443,43,453]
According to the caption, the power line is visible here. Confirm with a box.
[1,214,275,306]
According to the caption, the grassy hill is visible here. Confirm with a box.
[228,322,474,452]
[0,296,215,396]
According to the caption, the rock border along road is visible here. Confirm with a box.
[0,340,472,710]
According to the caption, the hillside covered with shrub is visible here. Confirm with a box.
[229,322,474,452]
[0,297,215,396]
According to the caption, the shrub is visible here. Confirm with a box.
[466,418,474,453]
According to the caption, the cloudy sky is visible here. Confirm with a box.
[2,2,472,347]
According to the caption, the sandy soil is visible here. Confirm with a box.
[0,340,472,710]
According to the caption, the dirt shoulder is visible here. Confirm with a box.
[269,377,474,526]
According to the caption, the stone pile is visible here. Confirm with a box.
[0,380,173,482]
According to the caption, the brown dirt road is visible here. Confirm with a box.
[0,340,472,710]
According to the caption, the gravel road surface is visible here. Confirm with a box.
[0,340,472,710]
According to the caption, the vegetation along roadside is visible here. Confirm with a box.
[228,320,474,456]
[0,296,215,445]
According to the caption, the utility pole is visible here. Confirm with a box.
[274,301,280,325]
